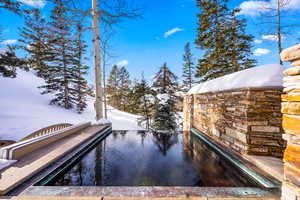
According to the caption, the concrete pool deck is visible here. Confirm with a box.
[13,186,280,200]
[0,125,110,195]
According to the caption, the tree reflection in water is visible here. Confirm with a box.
[49,130,257,187]
[152,131,178,156]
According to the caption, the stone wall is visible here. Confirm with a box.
[183,88,286,157]
[280,44,300,200]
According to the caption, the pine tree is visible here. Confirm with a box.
[182,42,195,91]
[0,0,21,14]
[0,46,26,78]
[39,0,76,109]
[72,21,89,113]
[107,65,120,108]
[134,75,154,129]
[119,66,131,111]
[151,97,177,131]
[224,9,256,72]
[0,29,25,78]
[152,64,178,131]
[195,0,256,81]
[195,0,230,81]
[153,63,178,95]
[19,9,50,78]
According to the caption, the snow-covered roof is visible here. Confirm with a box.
[187,64,284,95]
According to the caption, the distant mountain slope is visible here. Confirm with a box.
[0,70,142,141]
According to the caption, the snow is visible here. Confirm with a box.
[0,70,143,141]
[156,93,171,105]
[93,119,112,126]
[188,64,284,95]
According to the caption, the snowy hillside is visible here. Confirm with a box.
[0,70,142,141]
[188,64,284,95]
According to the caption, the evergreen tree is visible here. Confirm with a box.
[19,9,50,78]
[0,0,21,14]
[119,66,131,111]
[225,9,256,72]
[39,0,76,109]
[0,46,26,78]
[0,29,25,78]
[195,0,230,81]
[195,0,255,81]
[182,42,195,91]
[151,96,177,131]
[134,75,154,129]
[107,65,120,108]
[72,21,89,113]
[152,63,178,94]
[152,64,178,131]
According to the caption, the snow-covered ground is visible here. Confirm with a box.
[0,70,143,141]
[188,64,284,95]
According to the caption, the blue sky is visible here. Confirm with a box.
[1,0,300,83]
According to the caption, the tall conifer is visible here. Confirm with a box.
[19,9,50,78]
[182,42,195,91]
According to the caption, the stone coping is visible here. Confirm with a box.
[16,186,280,199]
[0,125,109,195]
[185,86,283,96]
[0,122,91,160]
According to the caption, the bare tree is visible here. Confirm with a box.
[259,0,296,64]
[63,0,141,120]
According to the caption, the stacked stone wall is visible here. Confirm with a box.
[280,44,300,200]
[184,88,285,157]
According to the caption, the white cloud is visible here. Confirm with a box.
[164,27,184,38]
[238,0,300,16]
[116,60,129,67]
[254,48,271,56]
[262,34,284,41]
[254,39,263,44]
[1,39,17,45]
[18,0,46,8]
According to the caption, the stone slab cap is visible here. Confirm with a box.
[281,44,300,62]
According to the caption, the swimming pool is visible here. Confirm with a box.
[38,130,263,187]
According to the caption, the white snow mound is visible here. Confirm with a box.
[0,70,143,141]
[188,64,284,95]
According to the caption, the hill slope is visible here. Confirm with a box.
[0,70,142,141]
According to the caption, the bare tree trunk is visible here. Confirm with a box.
[92,0,103,120]
[103,49,108,119]
[277,0,283,65]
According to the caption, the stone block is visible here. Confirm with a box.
[282,93,300,102]
[284,143,300,170]
[251,126,280,133]
[283,114,300,135]
[284,165,300,187]
[281,44,300,62]
[284,66,300,76]
[282,181,300,200]
[291,60,300,66]
[282,102,300,115]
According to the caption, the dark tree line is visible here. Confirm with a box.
[106,63,179,131]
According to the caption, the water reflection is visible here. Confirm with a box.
[49,131,256,187]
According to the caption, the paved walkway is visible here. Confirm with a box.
[243,155,283,182]
[11,196,279,200]
[0,125,107,195]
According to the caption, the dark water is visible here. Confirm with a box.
[48,131,256,187]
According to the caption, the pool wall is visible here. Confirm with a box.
[183,88,285,157]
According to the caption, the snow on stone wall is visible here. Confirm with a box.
[188,64,284,95]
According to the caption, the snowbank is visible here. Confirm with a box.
[188,64,284,95]
[0,70,143,141]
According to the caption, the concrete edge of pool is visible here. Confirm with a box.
[14,186,280,199]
